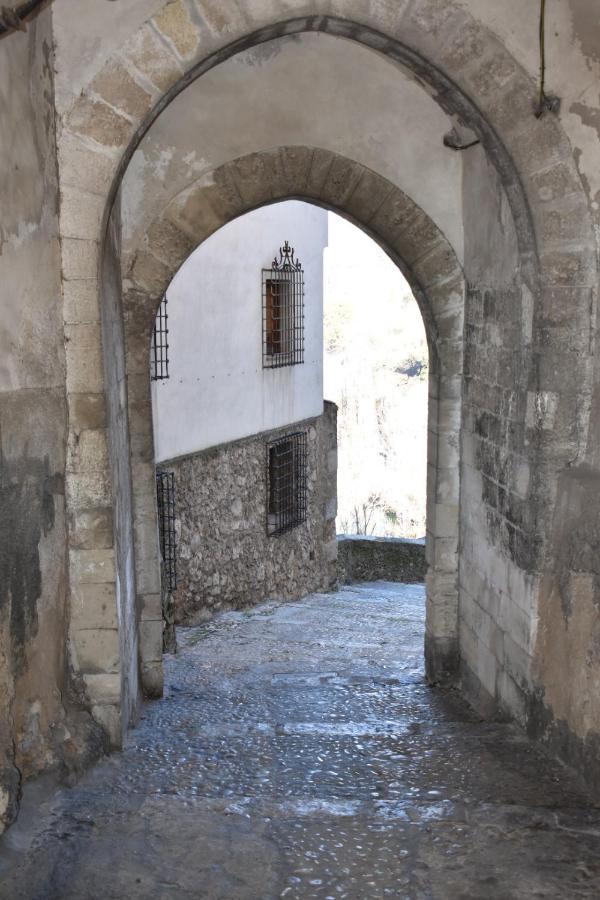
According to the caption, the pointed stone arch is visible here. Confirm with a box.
[58,0,598,780]
[123,147,465,701]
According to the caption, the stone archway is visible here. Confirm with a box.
[58,1,598,784]
[122,147,465,702]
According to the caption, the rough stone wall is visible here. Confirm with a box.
[0,13,107,834]
[337,537,426,586]
[167,403,338,623]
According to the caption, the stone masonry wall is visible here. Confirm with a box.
[337,537,426,586]
[165,403,338,624]
[0,12,107,834]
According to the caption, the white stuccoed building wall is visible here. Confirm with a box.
[152,201,328,462]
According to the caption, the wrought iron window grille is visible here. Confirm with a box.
[267,431,308,536]
[262,241,305,369]
[156,469,177,592]
[151,295,170,381]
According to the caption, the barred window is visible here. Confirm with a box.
[267,432,307,536]
[262,241,304,368]
[151,295,170,381]
[156,469,177,592]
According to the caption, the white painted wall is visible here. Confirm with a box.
[152,201,327,462]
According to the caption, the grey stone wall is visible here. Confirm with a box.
[0,13,106,834]
[459,149,538,720]
[101,204,140,733]
[164,403,338,624]
[337,536,426,585]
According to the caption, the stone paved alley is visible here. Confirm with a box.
[1,582,600,899]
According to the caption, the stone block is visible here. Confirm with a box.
[304,148,335,198]
[502,631,532,689]
[152,0,202,59]
[59,131,117,196]
[430,535,458,572]
[536,198,593,244]
[70,581,118,630]
[66,466,112,511]
[167,181,230,244]
[69,393,107,431]
[141,660,164,700]
[496,669,527,725]
[525,391,558,431]
[63,280,100,326]
[67,427,109,475]
[343,168,393,225]
[438,13,487,71]
[68,97,133,149]
[62,238,99,282]
[133,517,160,566]
[425,595,459,640]
[529,162,583,203]
[72,627,120,674]
[70,548,116,585]
[370,190,415,243]
[65,323,104,393]
[146,217,196,270]
[70,507,114,551]
[140,620,163,666]
[320,157,364,208]
[432,503,458,537]
[459,620,497,699]
[280,146,313,195]
[122,23,183,93]
[229,152,278,206]
[91,703,122,749]
[191,0,248,37]
[436,434,459,472]
[413,242,460,289]
[136,564,161,596]
[140,593,162,621]
[129,250,170,296]
[60,186,105,241]
[434,466,458,505]
[83,674,121,706]
[91,61,153,120]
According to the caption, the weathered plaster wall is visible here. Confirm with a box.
[461,0,600,228]
[0,12,108,834]
[119,31,464,268]
[167,403,338,623]
[152,201,327,460]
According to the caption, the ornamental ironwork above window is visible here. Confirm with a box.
[262,241,304,369]
[156,469,177,593]
[151,294,170,381]
[267,431,307,536]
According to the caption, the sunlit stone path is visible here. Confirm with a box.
[1,582,599,899]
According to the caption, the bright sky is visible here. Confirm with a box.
[323,211,428,537]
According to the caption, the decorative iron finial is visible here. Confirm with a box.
[272,241,302,271]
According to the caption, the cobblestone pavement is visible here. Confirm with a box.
[1,582,600,899]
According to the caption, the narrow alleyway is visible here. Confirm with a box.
[1,583,599,899]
